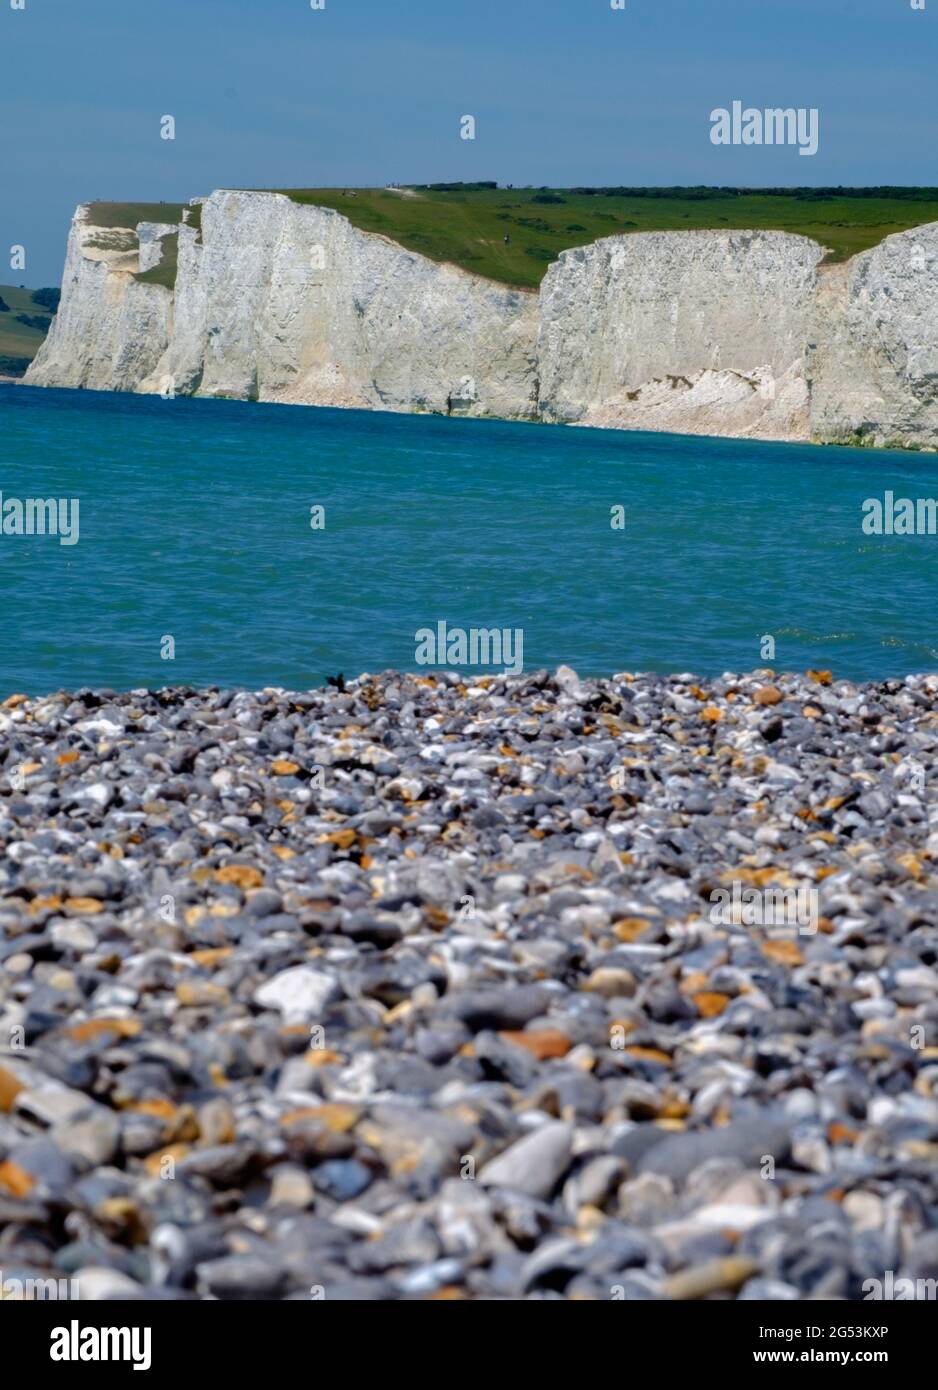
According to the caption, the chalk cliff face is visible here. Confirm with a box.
[808,223,938,449]
[25,209,176,392]
[24,195,938,449]
[144,191,539,419]
[573,362,811,442]
[538,230,822,440]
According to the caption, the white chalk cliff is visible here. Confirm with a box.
[537,229,821,440]
[24,211,178,392]
[25,192,938,448]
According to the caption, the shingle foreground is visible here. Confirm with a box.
[1,666,936,1300]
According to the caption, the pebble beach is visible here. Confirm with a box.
[1,665,938,1301]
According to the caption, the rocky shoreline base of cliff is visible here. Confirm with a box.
[1,667,937,1300]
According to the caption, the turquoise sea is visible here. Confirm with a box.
[2,383,937,697]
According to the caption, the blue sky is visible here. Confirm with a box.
[2,0,937,284]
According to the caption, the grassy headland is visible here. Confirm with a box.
[82,204,196,291]
[85,202,188,230]
[270,184,938,289]
[135,233,179,289]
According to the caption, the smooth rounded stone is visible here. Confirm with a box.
[269,1164,316,1209]
[791,1135,832,1175]
[244,889,284,919]
[50,920,98,953]
[346,1217,441,1274]
[666,1230,738,1268]
[311,1159,373,1202]
[195,1255,288,1300]
[3,952,33,974]
[842,1190,885,1232]
[513,939,575,977]
[441,985,551,1032]
[79,783,114,811]
[8,1137,76,1197]
[14,1081,95,1128]
[175,1143,260,1186]
[857,791,891,821]
[108,1060,176,1107]
[782,1088,819,1120]
[432,1178,503,1257]
[635,1117,792,1186]
[52,1108,120,1168]
[478,1121,573,1199]
[254,965,341,1023]
[493,873,527,897]
[149,1224,229,1287]
[529,1070,604,1121]
[683,1163,765,1211]
[657,1195,773,1255]
[70,1170,137,1213]
[414,1023,469,1066]
[1,933,48,966]
[611,1125,675,1172]
[472,1033,541,1088]
[89,983,139,1010]
[72,1266,143,1300]
[561,904,611,934]
[197,1098,236,1147]
[663,1255,759,1300]
[397,1256,465,1295]
[55,1239,136,1279]
[578,1229,661,1280]
[68,874,120,901]
[518,1235,588,1293]
[339,912,403,949]
[583,967,636,999]
[353,1103,477,1183]
[283,1120,356,1166]
[268,1215,355,1272]
[274,1057,322,1098]
[617,1172,676,1225]
[360,809,396,836]
[644,986,697,1024]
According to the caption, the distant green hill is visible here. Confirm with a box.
[0,284,57,376]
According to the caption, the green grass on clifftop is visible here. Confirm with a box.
[84,188,938,292]
[86,202,188,230]
[82,204,198,291]
[134,233,179,289]
[269,186,938,289]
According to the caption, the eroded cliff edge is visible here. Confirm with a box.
[25,192,938,448]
